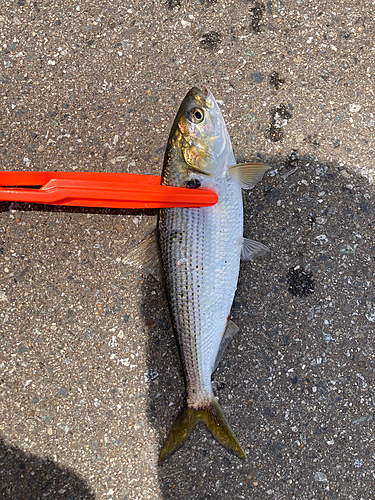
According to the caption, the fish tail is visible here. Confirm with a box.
[158,404,197,464]
[158,398,246,463]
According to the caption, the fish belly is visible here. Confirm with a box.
[158,180,243,407]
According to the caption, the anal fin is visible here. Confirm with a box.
[212,320,239,374]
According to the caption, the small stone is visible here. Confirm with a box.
[121,41,133,51]
[59,423,72,434]
[307,307,314,321]
[251,72,264,83]
[340,243,358,255]
[340,169,350,178]
[314,472,328,482]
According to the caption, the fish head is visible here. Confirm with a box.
[162,86,233,187]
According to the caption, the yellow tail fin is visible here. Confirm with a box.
[158,398,246,463]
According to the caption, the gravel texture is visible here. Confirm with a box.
[1,1,375,499]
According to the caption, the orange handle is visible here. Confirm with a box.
[0,172,218,208]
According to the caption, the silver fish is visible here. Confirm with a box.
[125,86,269,462]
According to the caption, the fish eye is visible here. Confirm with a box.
[190,108,204,124]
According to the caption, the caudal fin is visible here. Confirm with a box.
[158,398,246,463]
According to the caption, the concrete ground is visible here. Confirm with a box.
[0,1,374,499]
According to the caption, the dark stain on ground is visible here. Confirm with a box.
[285,149,300,168]
[275,104,292,121]
[250,2,265,33]
[200,31,222,50]
[269,71,285,90]
[286,266,315,297]
[304,134,322,148]
[309,212,317,228]
[0,201,156,217]
[268,124,284,142]
[266,104,292,142]
[166,0,181,8]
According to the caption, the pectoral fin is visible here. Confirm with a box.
[123,229,164,283]
[212,320,239,374]
[228,162,270,189]
[241,237,270,261]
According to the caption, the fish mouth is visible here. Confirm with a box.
[203,85,215,109]
[203,85,210,99]
[187,86,213,110]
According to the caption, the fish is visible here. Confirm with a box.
[124,86,269,463]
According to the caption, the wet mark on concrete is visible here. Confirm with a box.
[267,124,283,142]
[166,0,181,8]
[285,149,300,168]
[269,71,285,90]
[250,2,265,32]
[266,104,292,142]
[303,134,322,148]
[200,31,222,50]
[286,266,315,297]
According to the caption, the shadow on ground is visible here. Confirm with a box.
[0,436,95,500]
[143,155,375,499]
[0,155,374,500]
[0,201,156,218]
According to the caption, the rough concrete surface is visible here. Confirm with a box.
[0,1,374,499]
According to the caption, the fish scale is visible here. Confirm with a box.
[159,175,243,406]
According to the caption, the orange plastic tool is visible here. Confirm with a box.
[0,171,218,208]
